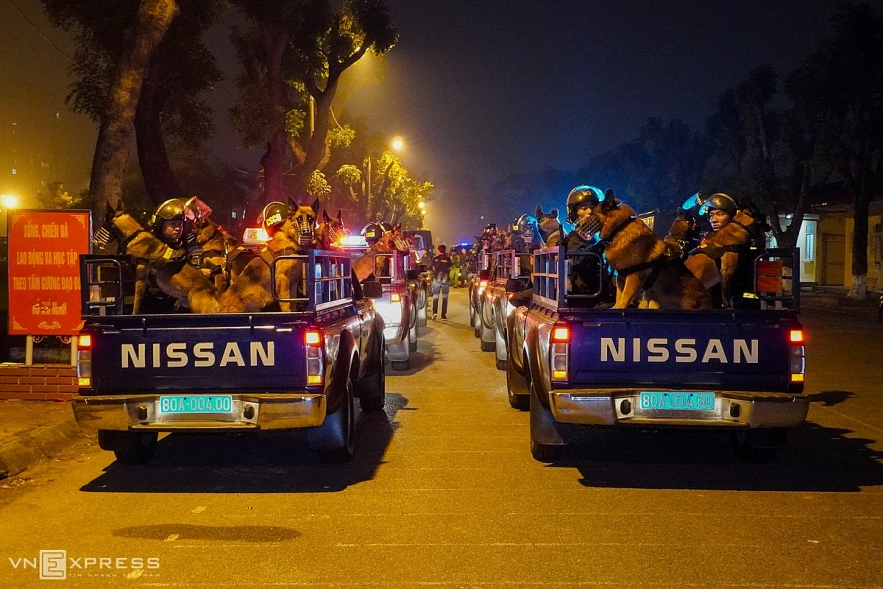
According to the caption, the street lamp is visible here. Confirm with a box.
[0,194,18,237]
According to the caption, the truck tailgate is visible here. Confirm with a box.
[85,314,309,393]
[567,310,800,392]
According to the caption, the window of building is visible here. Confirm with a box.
[804,222,815,262]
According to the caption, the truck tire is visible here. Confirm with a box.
[529,382,569,462]
[99,431,158,465]
[496,358,507,371]
[391,360,410,371]
[309,378,355,464]
[731,428,786,463]
[480,340,495,352]
[357,368,386,412]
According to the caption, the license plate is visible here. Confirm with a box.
[639,391,715,411]
[158,395,233,414]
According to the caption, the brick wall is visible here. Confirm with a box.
[0,364,78,401]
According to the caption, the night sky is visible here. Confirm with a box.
[0,0,848,244]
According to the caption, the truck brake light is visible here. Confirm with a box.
[304,329,324,385]
[788,329,805,385]
[551,324,570,343]
[390,292,401,303]
[550,323,570,382]
[77,334,92,387]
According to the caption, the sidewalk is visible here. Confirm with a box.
[0,288,878,480]
[0,398,82,480]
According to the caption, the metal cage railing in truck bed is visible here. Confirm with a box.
[491,249,532,281]
[531,247,606,310]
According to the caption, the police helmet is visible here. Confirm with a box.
[482,223,498,235]
[700,193,738,217]
[362,222,388,245]
[184,196,212,220]
[512,214,538,235]
[150,199,193,237]
[566,185,603,223]
[260,201,290,231]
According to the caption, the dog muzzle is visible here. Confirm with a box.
[574,213,603,240]
[92,227,112,248]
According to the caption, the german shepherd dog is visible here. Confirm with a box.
[352,226,409,282]
[684,204,769,308]
[663,207,702,260]
[314,209,348,250]
[192,215,256,293]
[535,205,564,247]
[95,202,220,314]
[218,198,319,313]
[587,189,712,310]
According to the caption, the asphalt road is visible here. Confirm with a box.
[1,288,882,588]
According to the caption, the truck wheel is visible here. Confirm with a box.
[731,429,786,463]
[496,358,507,371]
[480,340,495,352]
[357,368,386,412]
[310,378,355,464]
[391,360,410,371]
[99,431,158,465]
[409,340,417,353]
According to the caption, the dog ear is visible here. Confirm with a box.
[322,210,331,222]
[311,198,320,215]
[336,209,342,221]
[602,188,619,210]
[550,208,559,220]
[535,204,544,218]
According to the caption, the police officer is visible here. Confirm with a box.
[696,193,752,307]
[562,185,603,251]
[151,198,205,268]
[701,193,738,236]
[561,185,613,303]
[431,244,452,320]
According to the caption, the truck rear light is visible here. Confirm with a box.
[305,329,324,385]
[304,330,322,346]
[551,342,569,381]
[478,280,488,295]
[390,292,401,303]
[789,328,805,385]
[77,335,92,387]
[551,324,570,343]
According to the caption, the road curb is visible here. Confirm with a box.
[0,418,83,480]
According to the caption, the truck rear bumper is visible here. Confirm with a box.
[72,393,326,432]
[549,389,809,429]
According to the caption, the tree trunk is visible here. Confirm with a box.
[88,0,179,223]
[257,26,289,205]
[261,134,288,205]
[849,190,871,299]
[134,60,182,206]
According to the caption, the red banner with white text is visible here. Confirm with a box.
[7,210,91,335]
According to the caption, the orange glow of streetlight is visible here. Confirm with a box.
[391,137,404,151]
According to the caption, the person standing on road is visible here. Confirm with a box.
[431,244,452,320]
[449,249,461,288]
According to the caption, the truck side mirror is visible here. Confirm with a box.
[362,280,383,299]
[406,269,419,281]
[506,278,528,293]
